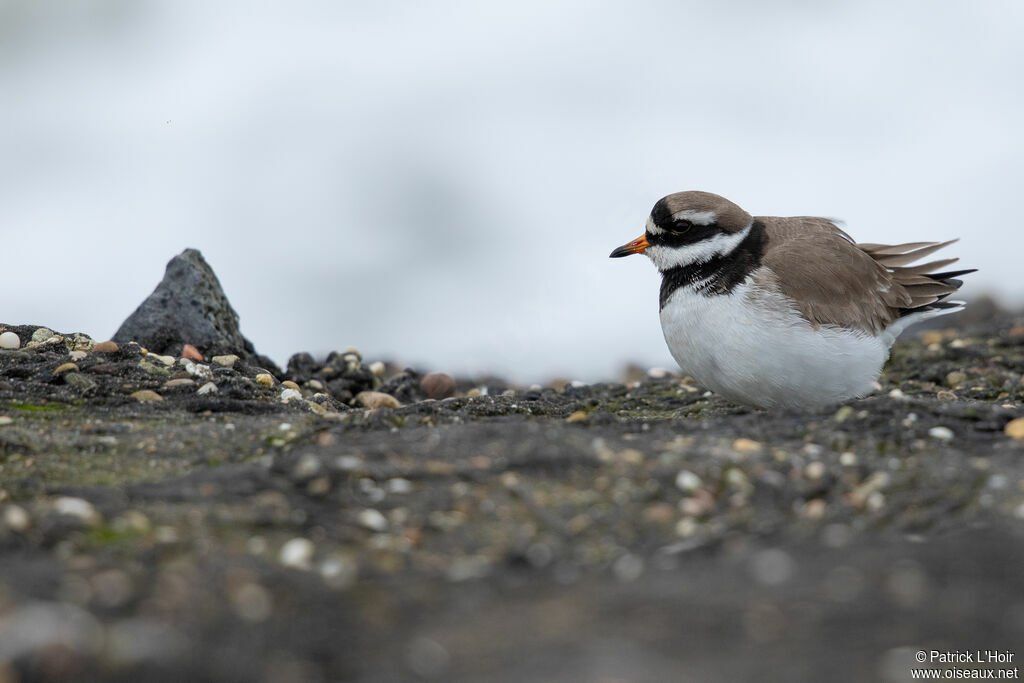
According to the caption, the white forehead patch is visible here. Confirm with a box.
[673,209,718,226]
[645,216,664,235]
[646,224,752,272]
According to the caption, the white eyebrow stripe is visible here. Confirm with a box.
[672,209,718,226]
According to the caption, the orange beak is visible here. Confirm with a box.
[609,234,649,258]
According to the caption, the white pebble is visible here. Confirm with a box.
[358,508,388,532]
[0,331,20,349]
[279,388,302,402]
[805,461,826,480]
[320,555,358,589]
[0,416,12,426]
[888,388,905,400]
[839,452,858,467]
[279,537,315,569]
[928,426,954,441]
[197,382,218,395]
[647,367,669,379]
[675,470,702,492]
[386,478,413,494]
[368,361,385,376]
[3,505,30,532]
[184,362,213,380]
[53,497,100,525]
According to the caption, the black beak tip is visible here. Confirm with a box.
[609,246,630,258]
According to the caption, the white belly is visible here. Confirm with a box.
[659,281,890,410]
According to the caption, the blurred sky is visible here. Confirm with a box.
[1,0,1021,380]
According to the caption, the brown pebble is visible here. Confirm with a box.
[565,410,588,423]
[92,341,119,353]
[254,373,275,387]
[163,378,196,388]
[281,380,301,391]
[181,344,203,361]
[1006,418,1024,440]
[54,362,79,374]
[355,391,401,409]
[130,390,164,402]
[420,372,456,400]
[732,438,763,453]
[936,390,957,401]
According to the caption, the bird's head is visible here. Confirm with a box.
[610,191,753,272]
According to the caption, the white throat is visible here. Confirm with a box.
[646,223,752,272]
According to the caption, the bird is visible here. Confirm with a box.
[609,190,974,410]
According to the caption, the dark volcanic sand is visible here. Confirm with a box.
[2,315,1024,683]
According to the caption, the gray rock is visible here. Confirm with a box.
[112,249,277,371]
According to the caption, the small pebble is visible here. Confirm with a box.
[420,372,456,400]
[928,426,954,441]
[839,452,858,467]
[69,350,87,361]
[279,537,315,569]
[197,382,218,395]
[833,406,855,423]
[358,508,388,532]
[805,461,826,480]
[181,344,203,360]
[255,373,275,387]
[675,470,702,492]
[280,388,302,402]
[0,416,12,426]
[0,331,20,349]
[2,504,30,532]
[945,370,967,387]
[1004,418,1024,440]
[150,354,176,367]
[53,496,100,526]
[732,438,762,453]
[163,378,196,388]
[92,341,119,353]
[63,372,97,390]
[368,361,386,376]
[31,327,55,343]
[936,390,956,401]
[212,354,239,368]
[281,380,301,391]
[888,388,905,400]
[565,410,588,423]
[612,553,645,582]
[54,362,79,374]
[386,478,413,494]
[184,362,213,380]
[355,391,401,409]
[647,367,669,379]
[130,390,164,402]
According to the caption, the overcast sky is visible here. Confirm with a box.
[1,1,1021,380]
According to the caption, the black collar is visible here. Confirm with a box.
[659,221,767,310]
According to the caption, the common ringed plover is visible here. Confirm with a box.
[610,191,974,409]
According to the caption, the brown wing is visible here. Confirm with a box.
[757,216,966,334]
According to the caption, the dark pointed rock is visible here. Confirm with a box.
[113,249,280,374]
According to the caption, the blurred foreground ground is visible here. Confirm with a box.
[2,310,1024,682]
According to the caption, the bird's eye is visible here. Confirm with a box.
[670,220,692,234]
